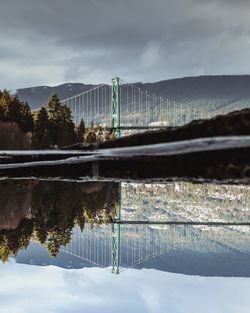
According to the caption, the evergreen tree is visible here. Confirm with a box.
[75,118,85,142]
[34,107,49,130]
[32,106,52,148]
[19,101,34,133]
[58,104,76,146]
[0,89,11,118]
[0,99,4,120]
[47,94,61,121]
[46,94,77,147]
[0,89,33,132]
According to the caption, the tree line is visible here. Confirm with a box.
[0,89,113,148]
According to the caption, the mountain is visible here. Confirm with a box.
[16,75,250,111]
[16,83,97,109]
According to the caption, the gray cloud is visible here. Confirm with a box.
[0,0,250,89]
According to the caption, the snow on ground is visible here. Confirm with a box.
[0,262,250,313]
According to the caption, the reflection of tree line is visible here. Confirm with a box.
[0,181,118,262]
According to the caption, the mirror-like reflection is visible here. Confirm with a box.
[1,180,250,277]
[0,180,118,261]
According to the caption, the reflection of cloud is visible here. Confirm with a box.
[1,263,250,313]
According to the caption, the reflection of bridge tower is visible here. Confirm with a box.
[111,196,121,274]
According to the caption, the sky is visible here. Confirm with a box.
[1,0,250,89]
[1,263,250,313]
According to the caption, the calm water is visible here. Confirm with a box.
[1,179,250,312]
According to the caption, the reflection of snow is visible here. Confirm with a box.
[121,180,250,248]
[174,183,180,192]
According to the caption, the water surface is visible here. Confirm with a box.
[1,179,250,312]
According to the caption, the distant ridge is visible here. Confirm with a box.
[16,83,97,109]
[16,75,250,112]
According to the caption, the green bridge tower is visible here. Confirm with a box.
[111,79,121,273]
[111,77,121,138]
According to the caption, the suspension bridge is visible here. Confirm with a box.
[61,77,215,135]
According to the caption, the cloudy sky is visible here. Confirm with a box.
[1,263,250,313]
[1,0,250,89]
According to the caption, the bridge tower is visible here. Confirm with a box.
[110,77,121,273]
[111,77,121,138]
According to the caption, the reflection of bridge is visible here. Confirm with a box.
[60,182,195,274]
[60,223,198,274]
[59,181,250,275]
[59,220,250,274]
[61,77,218,132]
